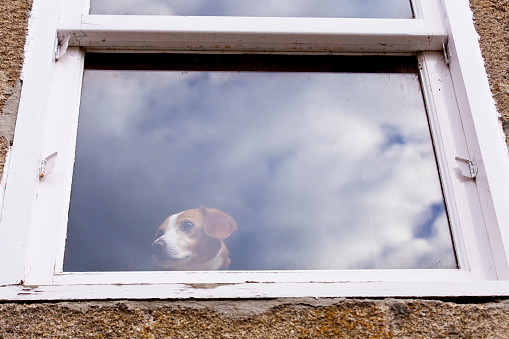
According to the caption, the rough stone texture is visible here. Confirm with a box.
[0,0,31,108]
[0,0,32,179]
[0,298,508,338]
[0,0,509,337]
[470,0,509,148]
[0,80,22,146]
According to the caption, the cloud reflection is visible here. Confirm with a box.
[64,68,457,271]
[90,0,414,18]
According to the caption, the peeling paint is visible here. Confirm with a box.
[183,283,238,290]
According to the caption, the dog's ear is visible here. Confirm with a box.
[202,206,237,240]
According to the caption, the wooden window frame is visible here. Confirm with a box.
[0,0,508,300]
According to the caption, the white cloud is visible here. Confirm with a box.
[70,67,456,271]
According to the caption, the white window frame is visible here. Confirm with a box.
[1,0,509,300]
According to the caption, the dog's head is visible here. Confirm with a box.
[151,206,237,270]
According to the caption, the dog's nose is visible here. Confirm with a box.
[151,239,166,253]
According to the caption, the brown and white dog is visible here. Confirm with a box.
[151,206,237,270]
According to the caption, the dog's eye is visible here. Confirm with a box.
[180,221,195,232]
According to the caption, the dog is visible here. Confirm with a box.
[151,206,237,270]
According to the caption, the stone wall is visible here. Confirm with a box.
[0,0,32,179]
[0,299,508,338]
[0,0,508,337]
[470,0,509,147]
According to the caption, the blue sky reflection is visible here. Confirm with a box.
[64,69,457,271]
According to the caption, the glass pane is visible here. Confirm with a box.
[90,0,414,18]
[63,54,456,272]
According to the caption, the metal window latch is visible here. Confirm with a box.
[55,35,71,61]
[455,156,478,179]
[443,41,451,66]
[39,152,58,178]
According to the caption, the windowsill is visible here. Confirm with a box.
[2,280,509,300]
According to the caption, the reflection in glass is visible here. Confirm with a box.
[63,55,457,271]
[90,0,413,18]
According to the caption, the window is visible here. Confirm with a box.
[0,0,508,299]
[64,54,455,272]
[89,0,414,18]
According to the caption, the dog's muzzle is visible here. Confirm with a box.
[151,238,191,262]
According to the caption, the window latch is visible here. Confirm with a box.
[443,41,451,66]
[39,152,58,178]
[455,156,478,179]
[55,35,71,61]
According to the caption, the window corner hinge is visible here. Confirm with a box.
[455,156,478,179]
[443,41,451,66]
[39,152,58,179]
[55,35,71,61]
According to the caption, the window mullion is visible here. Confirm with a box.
[58,15,447,53]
